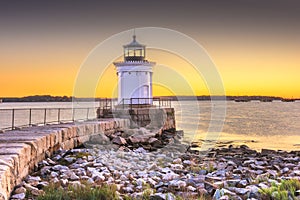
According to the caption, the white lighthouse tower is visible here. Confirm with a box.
[114,34,155,105]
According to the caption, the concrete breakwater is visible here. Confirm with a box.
[0,118,130,200]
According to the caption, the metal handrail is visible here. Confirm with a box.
[0,107,98,132]
[118,97,172,109]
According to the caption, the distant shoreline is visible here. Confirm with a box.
[0,95,299,103]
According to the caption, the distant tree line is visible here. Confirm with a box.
[1,95,297,102]
[2,95,72,102]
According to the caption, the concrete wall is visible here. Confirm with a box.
[0,119,129,200]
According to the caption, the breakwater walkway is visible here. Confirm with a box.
[0,118,129,200]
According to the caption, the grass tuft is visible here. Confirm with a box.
[37,182,119,200]
[259,179,300,200]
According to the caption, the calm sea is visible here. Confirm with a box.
[1,101,299,151]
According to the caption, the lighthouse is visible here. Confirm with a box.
[114,34,155,105]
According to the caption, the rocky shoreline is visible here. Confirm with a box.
[10,129,300,200]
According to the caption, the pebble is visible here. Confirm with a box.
[14,187,26,194]
[11,193,26,200]
[10,141,300,200]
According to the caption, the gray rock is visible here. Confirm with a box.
[232,187,249,195]
[213,189,225,200]
[183,160,192,165]
[50,177,59,184]
[112,136,127,145]
[14,187,26,194]
[122,186,134,193]
[64,157,76,163]
[136,178,146,186]
[246,185,260,194]
[69,173,80,181]
[227,179,240,187]
[31,188,44,196]
[69,181,81,189]
[238,179,248,187]
[219,196,229,200]
[52,165,69,171]
[89,133,111,144]
[37,181,49,189]
[46,158,56,165]
[227,160,237,166]
[26,176,41,186]
[149,138,162,147]
[187,185,196,192]
[50,171,59,178]
[282,167,289,174]
[11,193,26,199]
[150,192,176,200]
[169,180,186,189]
[261,149,276,155]
[60,179,68,186]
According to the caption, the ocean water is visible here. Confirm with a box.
[0,101,299,151]
[173,101,300,151]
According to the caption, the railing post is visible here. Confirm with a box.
[44,109,47,125]
[86,108,89,120]
[29,109,32,126]
[72,108,75,122]
[12,109,15,130]
[58,108,61,123]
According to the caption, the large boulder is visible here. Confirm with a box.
[112,136,127,145]
[87,133,111,145]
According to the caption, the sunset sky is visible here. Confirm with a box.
[0,0,299,98]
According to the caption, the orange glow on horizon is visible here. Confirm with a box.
[1,39,299,99]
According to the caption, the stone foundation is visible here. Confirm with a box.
[112,107,176,131]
